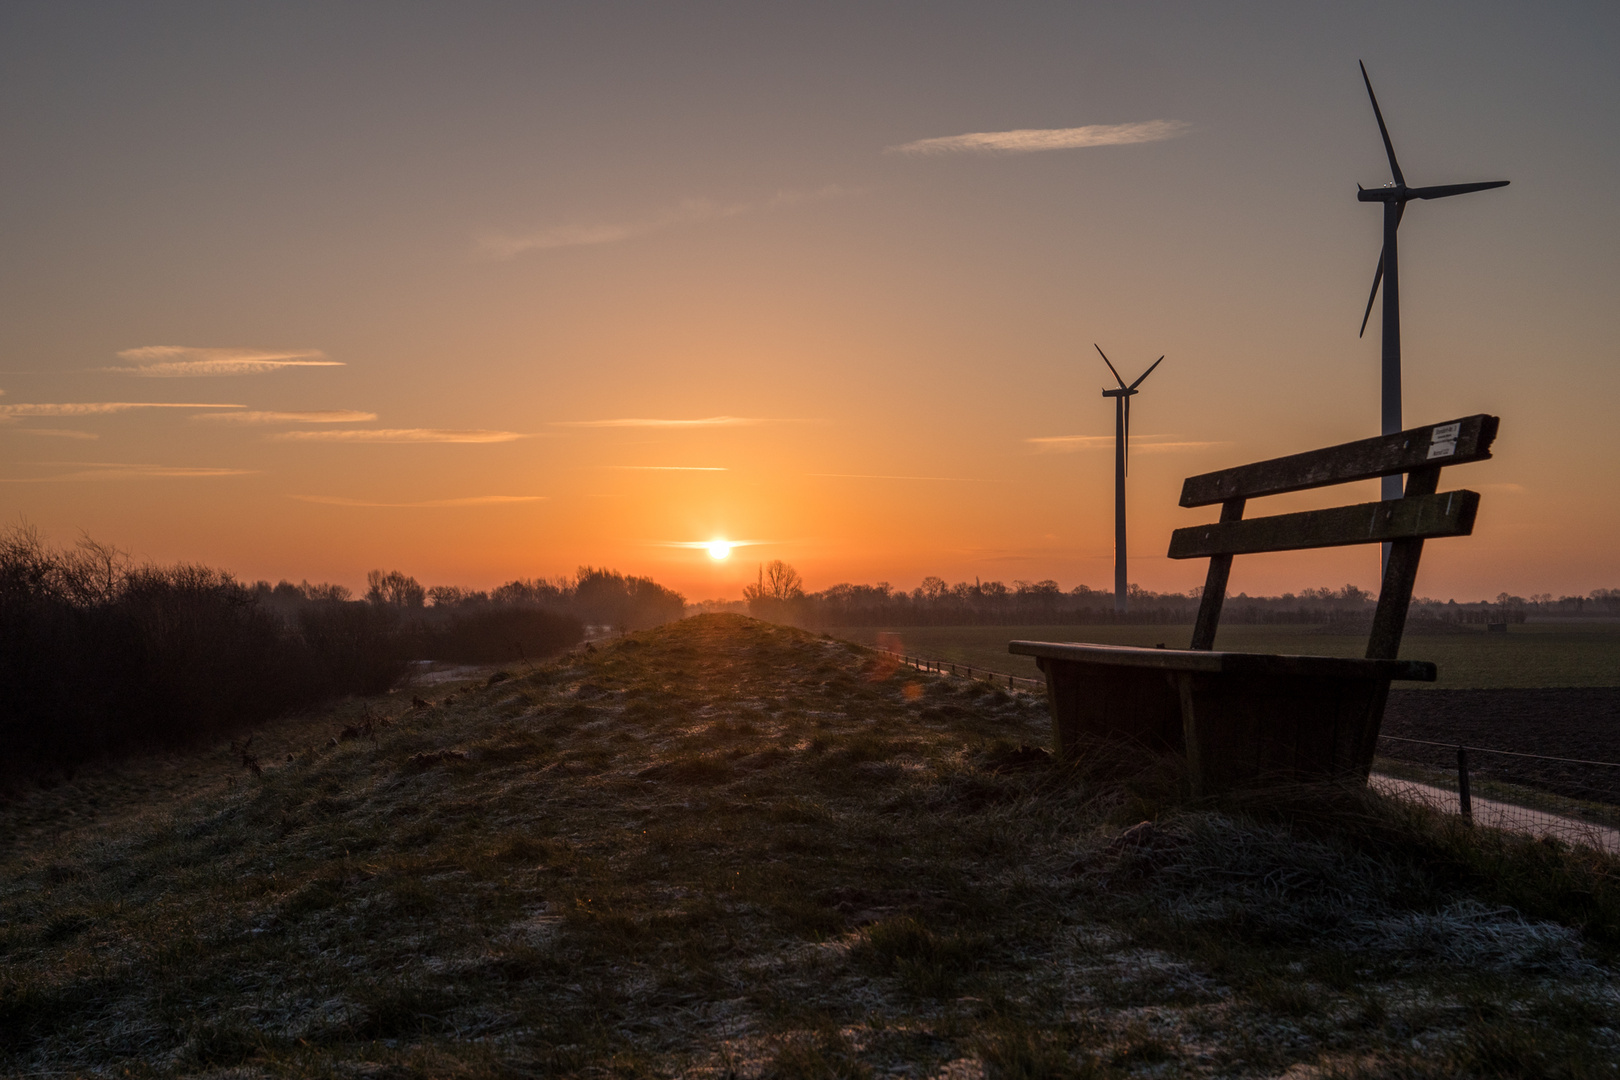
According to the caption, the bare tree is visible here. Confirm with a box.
[366,569,425,608]
[765,560,803,601]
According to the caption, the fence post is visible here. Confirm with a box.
[1457,744,1473,822]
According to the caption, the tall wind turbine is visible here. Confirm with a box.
[1097,345,1163,614]
[1357,60,1509,511]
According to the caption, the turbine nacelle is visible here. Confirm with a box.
[1094,345,1162,475]
[1355,61,1509,339]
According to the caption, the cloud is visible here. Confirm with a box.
[13,428,98,440]
[1026,435,1220,454]
[603,465,727,471]
[194,410,378,424]
[656,539,769,549]
[0,402,244,417]
[293,495,546,508]
[561,415,772,429]
[1,463,255,482]
[107,346,341,377]
[890,120,1190,155]
[271,428,527,444]
[809,472,994,482]
[480,186,849,258]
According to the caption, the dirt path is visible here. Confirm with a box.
[1371,773,1620,853]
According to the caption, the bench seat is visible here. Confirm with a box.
[1011,641,1434,792]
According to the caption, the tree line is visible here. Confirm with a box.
[739,560,1607,628]
[0,527,685,783]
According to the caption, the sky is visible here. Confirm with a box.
[2,1,1617,603]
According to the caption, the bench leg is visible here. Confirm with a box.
[1038,656,1081,759]
[1174,673,1204,796]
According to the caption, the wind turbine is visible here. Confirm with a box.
[1097,345,1163,614]
[1356,60,1509,511]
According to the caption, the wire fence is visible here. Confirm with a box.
[882,646,1620,854]
[1372,734,1620,853]
[877,649,1045,691]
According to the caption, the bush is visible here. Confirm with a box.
[0,529,673,782]
[413,605,582,664]
[0,528,408,781]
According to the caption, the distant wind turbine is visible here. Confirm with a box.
[1356,60,1509,511]
[1097,345,1163,613]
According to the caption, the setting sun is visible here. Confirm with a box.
[707,539,733,561]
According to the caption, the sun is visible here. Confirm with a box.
[706,539,732,560]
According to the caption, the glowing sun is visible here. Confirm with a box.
[706,539,733,560]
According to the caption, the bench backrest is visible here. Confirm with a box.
[1169,415,1499,658]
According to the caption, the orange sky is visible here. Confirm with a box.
[3,4,1618,603]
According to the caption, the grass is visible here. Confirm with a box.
[1,613,1617,1077]
[830,621,1620,689]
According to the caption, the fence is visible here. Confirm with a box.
[881,646,1620,854]
[877,649,1045,691]
[1373,733,1620,853]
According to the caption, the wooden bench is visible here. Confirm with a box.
[1011,414,1500,793]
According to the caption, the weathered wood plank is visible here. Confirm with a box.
[1008,641,1435,682]
[1179,414,1498,507]
[1365,466,1440,659]
[1167,490,1479,559]
[1189,498,1245,649]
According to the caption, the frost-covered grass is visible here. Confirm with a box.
[1,614,1616,1077]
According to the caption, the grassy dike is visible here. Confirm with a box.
[2,614,1617,1078]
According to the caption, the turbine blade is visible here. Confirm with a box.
[1095,344,1127,389]
[1411,180,1511,200]
[1359,250,1384,338]
[1128,355,1165,391]
[1359,61,1405,187]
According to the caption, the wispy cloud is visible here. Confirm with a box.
[195,410,378,425]
[655,539,769,549]
[1026,435,1220,453]
[1,462,255,482]
[107,346,341,377]
[890,120,1190,156]
[603,465,728,472]
[561,416,775,429]
[12,428,99,440]
[809,472,994,482]
[293,494,545,508]
[271,428,527,444]
[479,186,849,259]
[0,402,244,417]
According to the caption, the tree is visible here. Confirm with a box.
[366,570,425,608]
[744,560,804,603]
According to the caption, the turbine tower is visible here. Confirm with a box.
[1356,60,1509,509]
[1097,345,1163,614]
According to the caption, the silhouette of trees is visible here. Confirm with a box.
[572,567,686,631]
[744,560,806,621]
[735,570,1571,629]
[367,570,425,608]
[0,527,688,781]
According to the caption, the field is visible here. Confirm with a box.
[3,614,1618,1077]
[827,622,1620,691]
